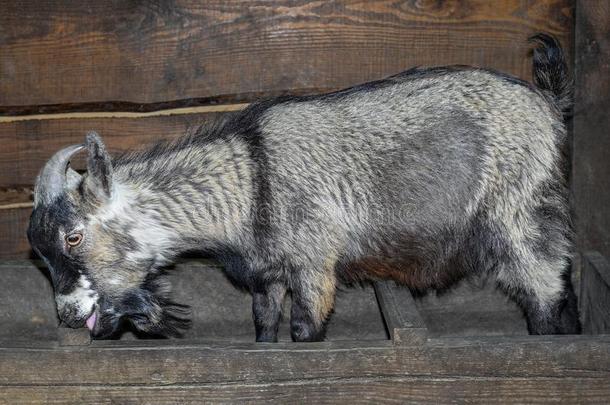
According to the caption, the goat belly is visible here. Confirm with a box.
[336,253,468,292]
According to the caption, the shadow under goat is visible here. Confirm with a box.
[27,34,580,342]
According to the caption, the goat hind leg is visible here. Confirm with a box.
[497,255,580,335]
[290,267,337,342]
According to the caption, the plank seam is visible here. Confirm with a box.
[0,374,608,388]
[0,104,249,123]
[0,202,33,210]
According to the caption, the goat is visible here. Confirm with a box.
[28,34,580,340]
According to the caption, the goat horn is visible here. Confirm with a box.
[34,144,84,207]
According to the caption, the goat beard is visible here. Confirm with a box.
[121,275,191,338]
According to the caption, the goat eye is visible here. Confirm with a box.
[66,233,83,247]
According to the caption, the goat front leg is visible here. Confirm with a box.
[290,267,337,342]
[252,282,287,342]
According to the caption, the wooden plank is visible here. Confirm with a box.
[581,252,610,334]
[573,0,610,259]
[0,206,31,259]
[0,0,573,111]
[0,189,35,258]
[374,282,427,345]
[0,335,608,386]
[2,376,609,404]
[0,187,32,206]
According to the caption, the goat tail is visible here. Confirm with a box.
[530,33,572,115]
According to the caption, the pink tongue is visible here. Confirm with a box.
[85,312,97,331]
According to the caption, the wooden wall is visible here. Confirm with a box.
[0,0,574,258]
[573,0,610,259]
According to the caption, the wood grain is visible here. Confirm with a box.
[374,281,427,345]
[0,335,608,386]
[580,252,610,334]
[0,206,31,259]
[2,376,609,404]
[0,0,573,112]
[573,0,610,259]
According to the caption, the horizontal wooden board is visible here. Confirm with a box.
[2,376,609,404]
[0,335,608,386]
[0,206,31,259]
[0,0,573,111]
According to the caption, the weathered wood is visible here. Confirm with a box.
[573,0,610,259]
[0,188,34,260]
[0,187,32,206]
[57,327,91,347]
[580,252,610,334]
[374,282,427,345]
[2,376,609,405]
[415,280,528,337]
[0,335,608,386]
[0,206,31,260]
[0,0,573,111]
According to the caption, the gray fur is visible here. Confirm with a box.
[28,34,580,340]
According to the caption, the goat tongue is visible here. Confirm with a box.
[85,312,97,331]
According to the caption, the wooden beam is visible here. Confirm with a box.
[374,282,427,345]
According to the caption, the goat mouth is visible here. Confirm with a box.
[85,308,97,331]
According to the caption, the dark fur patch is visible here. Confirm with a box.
[530,33,572,114]
[27,195,84,294]
[224,102,277,249]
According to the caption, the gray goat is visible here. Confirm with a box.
[28,34,580,340]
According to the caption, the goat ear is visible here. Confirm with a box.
[83,131,113,201]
